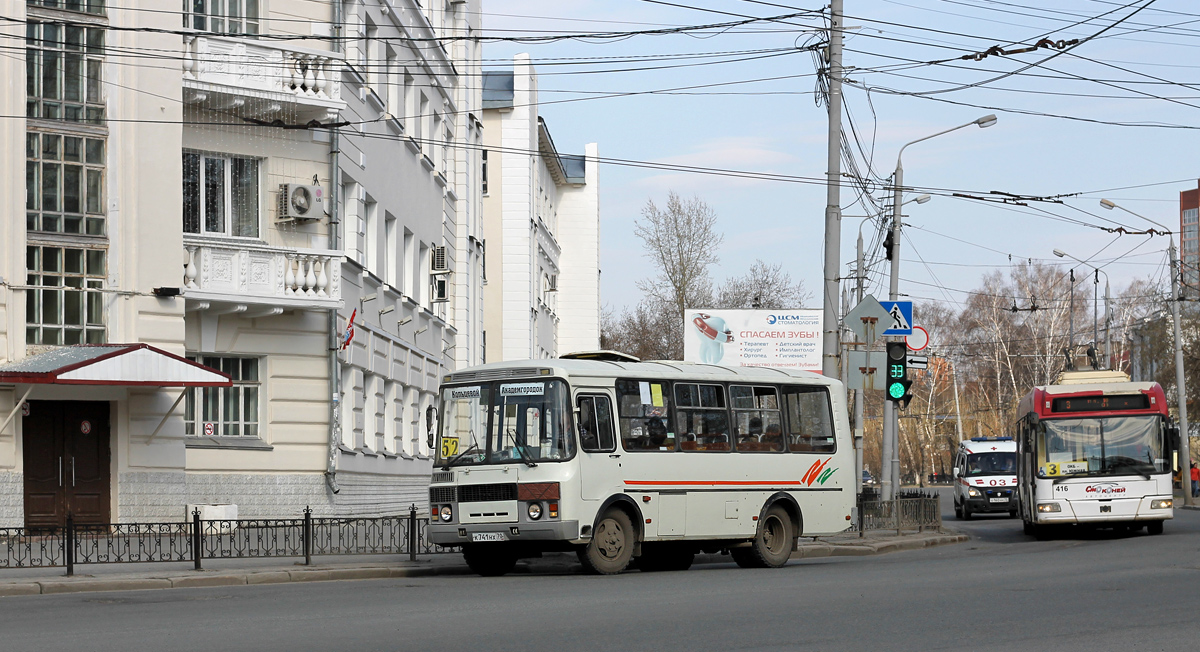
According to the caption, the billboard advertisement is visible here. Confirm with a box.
[683,309,823,373]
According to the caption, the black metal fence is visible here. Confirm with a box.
[0,506,454,576]
[857,490,942,535]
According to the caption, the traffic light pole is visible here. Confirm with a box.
[883,159,904,502]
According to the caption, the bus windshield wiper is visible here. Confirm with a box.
[506,429,538,468]
[1104,458,1151,480]
[442,442,481,470]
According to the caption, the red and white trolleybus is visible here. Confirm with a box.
[1014,371,1179,539]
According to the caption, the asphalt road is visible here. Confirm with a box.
[4,489,1198,652]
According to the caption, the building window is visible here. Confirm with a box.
[26,21,106,124]
[1183,208,1198,225]
[183,152,259,238]
[481,150,488,195]
[27,132,106,235]
[29,0,106,15]
[185,356,261,437]
[184,0,260,35]
[26,245,106,345]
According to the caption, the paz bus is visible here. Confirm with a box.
[1014,370,1178,539]
[426,354,855,576]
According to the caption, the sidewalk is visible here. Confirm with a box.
[0,529,966,598]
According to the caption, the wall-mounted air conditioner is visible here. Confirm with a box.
[431,245,450,275]
[431,276,450,303]
[278,183,323,221]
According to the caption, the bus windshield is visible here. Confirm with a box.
[964,452,1015,476]
[437,379,575,467]
[1037,416,1166,478]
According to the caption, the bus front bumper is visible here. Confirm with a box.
[429,521,581,546]
[1034,497,1173,523]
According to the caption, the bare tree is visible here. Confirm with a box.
[716,259,812,309]
[634,191,723,320]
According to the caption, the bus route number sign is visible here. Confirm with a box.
[441,438,459,458]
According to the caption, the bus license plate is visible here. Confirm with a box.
[471,532,507,542]
[989,497,1008,503]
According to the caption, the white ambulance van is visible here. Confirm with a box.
[953,437,1018,519]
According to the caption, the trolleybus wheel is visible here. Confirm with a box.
[463,545,517,577]
[1147,520,1164,535]
[734,505,794,569]
[579,508,635,575]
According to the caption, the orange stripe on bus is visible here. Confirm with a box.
[624,480,803,486]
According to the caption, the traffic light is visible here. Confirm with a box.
[885,341,912,408]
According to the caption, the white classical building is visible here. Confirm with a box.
[480,56,601,361]
[0,0,482,528]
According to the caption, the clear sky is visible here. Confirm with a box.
[483,1,1196,326]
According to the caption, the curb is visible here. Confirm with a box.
[0,533,967,598]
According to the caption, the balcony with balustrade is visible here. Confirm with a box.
[183,238,342,314]
[182,34,344,123]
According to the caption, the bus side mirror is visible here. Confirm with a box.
[425,405,437,450]
[952,467,960,477]
[1027,413,1039,427]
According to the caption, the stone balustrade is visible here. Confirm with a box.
[183,239,341,309]
[182,34,342,118]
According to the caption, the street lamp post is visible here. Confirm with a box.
[1054,249,1111,369]
[881,115,996,501]
[1100,199,1193,506]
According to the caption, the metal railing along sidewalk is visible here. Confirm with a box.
[0,506,454,576]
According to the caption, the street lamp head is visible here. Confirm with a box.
[1053,249,1067,258]
[915,194,932,204]
[975,114,998,128]
[1100,199,1117,210]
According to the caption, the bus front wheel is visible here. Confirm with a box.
[463,545,517,577]
[579,508,635,575]
[732,505,794,569]
[1147,520,1164,535]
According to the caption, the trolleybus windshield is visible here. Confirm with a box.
[436,380,574,467]
[1037,415,1166,478]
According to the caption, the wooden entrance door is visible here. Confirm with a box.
[23,401,111,528]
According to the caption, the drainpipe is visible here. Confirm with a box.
[325,2,344,495]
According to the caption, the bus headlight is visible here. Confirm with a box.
[1036,503,1061,513]
[968,487,981,498]
[439,505,453,522]
[527,502,543,520]
[1152,499,1173,509]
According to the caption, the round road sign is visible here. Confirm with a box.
[906,326,929,352]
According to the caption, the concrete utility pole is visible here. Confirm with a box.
[1101,199,1193,506]
[820,0,844,379]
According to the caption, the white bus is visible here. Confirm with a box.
[427,355,855,576]
[1015,371,1177,539]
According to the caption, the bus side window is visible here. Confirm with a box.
[578,395,616,453]
[782,386,836,453]
[731,385,784,452]
[616,379,675,451]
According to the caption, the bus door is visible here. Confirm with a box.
[576,392,622,501]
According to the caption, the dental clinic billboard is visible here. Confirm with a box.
[684,309,824,373]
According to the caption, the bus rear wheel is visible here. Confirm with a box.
[733,506,794,569]
[463,545,517,577]
[579,509,635,575]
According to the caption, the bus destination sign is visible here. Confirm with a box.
[1051,394,1149,413]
